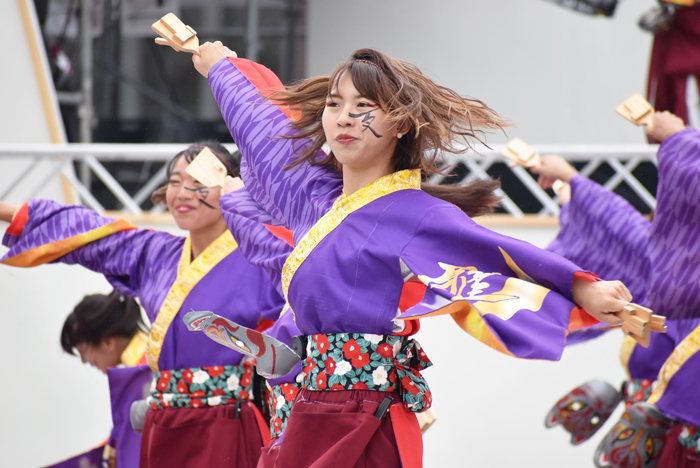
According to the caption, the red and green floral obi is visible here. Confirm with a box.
[267,382,301,439]
[147,363,254,410]
[678,423,700,454]
[622,378,656,408]
[300,333,433,412]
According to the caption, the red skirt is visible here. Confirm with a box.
[140,402,268,468]
[258,437,282,468]
[267,389,422,468]
[659,423,700,468]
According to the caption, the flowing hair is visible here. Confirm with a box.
[268,48,508,216]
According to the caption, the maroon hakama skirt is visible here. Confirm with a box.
[258,437,282,468]
[659,423,700,468]
[263,388,422,468]
[140,402,269,468]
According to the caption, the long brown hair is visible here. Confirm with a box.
[268,48,509,216]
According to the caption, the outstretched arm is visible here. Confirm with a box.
[2,198,178,298]
[397,201,630,360]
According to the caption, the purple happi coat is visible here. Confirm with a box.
[546,174,676,381]
[1,199,286,464]
[1,199,285,370]
[644,128,700,428]
[211,56,601,362]
[108,365,152,467]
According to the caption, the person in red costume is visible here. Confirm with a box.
[647,1,700,129]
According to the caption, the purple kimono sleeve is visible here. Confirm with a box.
[397,203,593,361]
[647,128,700,320]
[220,190,301,383]
[220,188,292,298]
[547,175,650,303]
[208,57,343,237]
[1,198,181,297]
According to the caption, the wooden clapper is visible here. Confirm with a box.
[152,13,200,55]
[501,138,570,201]
[416,408,437,434]
[185,148,227,187]
[616,94,654,126]
[619,303,666,348]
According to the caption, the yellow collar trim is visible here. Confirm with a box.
[618,335,637,380]
[120,330,149,368]
[281,169,421,298]
[648,325,700,405]
[146,230,238,371]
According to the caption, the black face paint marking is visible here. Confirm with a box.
[184,186,216,209]
[348,109,383,138]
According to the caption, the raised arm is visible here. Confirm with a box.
[195,42,343,236]
[2,198,179,297]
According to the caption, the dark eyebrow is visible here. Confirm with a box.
[170,171,182,177]
[327,93,372,100]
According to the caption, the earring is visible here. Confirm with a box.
[397,132,403,139]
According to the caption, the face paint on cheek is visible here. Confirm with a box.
[184,186,217,210]
[348,109,383,138]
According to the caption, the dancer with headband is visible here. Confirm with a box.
[191,44,635,467]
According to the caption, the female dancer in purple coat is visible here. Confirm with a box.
[0,142,288,468]
[191,43,636,467]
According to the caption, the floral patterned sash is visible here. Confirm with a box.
[300,333,433,412]
[147,363,254,410]
[267,382,301,439]
[622,378,656,408]
[678,423,700,453]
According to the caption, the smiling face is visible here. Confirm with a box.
[166,156,225,234]
[75,338,123,374]
[322,72,400,177]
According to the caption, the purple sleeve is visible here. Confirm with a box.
[398,203,589,361]
[208,57,343,238]
[547,175,651,304]
[647,128,700,320]
[219,189,300,382]
[1,198,180,297]
[220,189,293,298]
